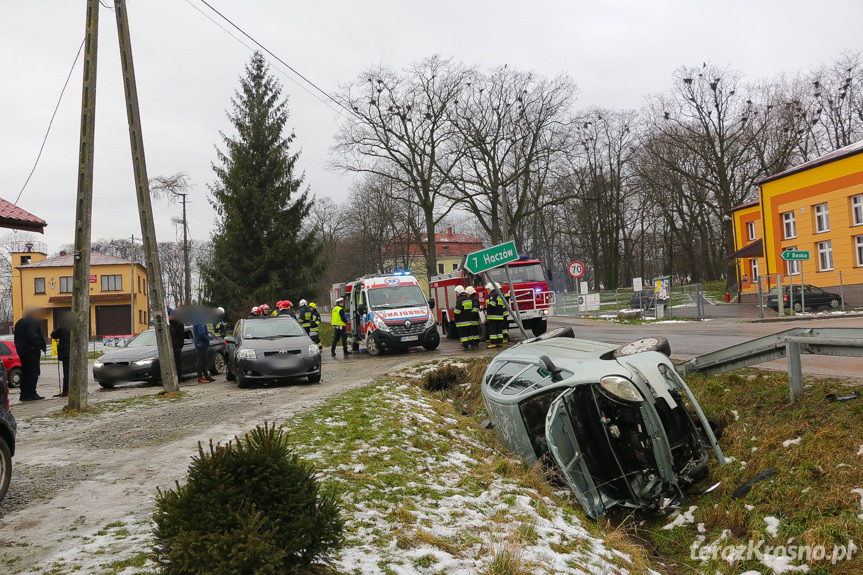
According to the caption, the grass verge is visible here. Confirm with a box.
[621,370,863,574]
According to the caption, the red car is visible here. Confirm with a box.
[0,341,22,389]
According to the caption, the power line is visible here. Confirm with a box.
[15,38,86,205]
[181,0,340,114]
[191,0,356,118]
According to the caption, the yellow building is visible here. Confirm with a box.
[731,140,863,304]
[13,248,150,338]
[383,228,484,292]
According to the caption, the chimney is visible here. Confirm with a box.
[59,250,68,257]
[447,227,453,236]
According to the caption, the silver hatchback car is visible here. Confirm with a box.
[481,328,724,518]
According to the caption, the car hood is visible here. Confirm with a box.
[99,346,159,362]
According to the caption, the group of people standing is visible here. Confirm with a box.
[453,283,510,351]
[249,299,324,351]
[12,308,71,401]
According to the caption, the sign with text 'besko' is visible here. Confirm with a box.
[462,241,519,274]
[781,250,810,261]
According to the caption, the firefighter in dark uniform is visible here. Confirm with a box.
[297,299,312,333]
[502,290,511,343]
[484,282,505,349]
[466,286,481,349]
[309,302,322,350]
[453,285,473,351]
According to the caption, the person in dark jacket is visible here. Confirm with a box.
[168,308,185,382]
[15,308,47,401]
[50,312,72,397]
[453,286,473,351]
[192,321,213,383]
[466,286,481,349]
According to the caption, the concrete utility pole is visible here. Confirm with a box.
[68,0,100,412]
[114,0,178,392]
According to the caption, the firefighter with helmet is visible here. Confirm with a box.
[249,306,259,319]
[273,300,296,319]
[453,285,474,351]
[330,297,351,357]
[485,283,505,348]
[308,302,322,350]
[466,286,481,349]
[297,299,312,333]
[259,304,271,317]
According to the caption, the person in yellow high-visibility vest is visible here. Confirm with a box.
[330,297,351,357]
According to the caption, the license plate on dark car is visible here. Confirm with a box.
[401,335,419,342]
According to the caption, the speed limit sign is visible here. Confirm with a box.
[568,261,585,278]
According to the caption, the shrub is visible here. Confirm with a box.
[422,364,470,392]
[152,423,343,575]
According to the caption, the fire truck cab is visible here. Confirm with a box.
[337,273,440,356]
[429,257,554,339]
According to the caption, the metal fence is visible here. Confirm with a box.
[748,272,859,318]
[554,283,706,321]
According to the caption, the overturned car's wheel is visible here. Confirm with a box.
[613,336,671,358]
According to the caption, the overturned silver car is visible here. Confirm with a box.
[481,328,724,518]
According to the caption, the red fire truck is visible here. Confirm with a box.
[429,257,554,339]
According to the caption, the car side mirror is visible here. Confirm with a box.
[428,298,435,310]
[224,336,236,344]
[539,354,564,382]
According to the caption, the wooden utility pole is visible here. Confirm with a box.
[114,0,178,392]
[68,0,100,411]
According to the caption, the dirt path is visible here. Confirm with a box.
[1,342,493,573]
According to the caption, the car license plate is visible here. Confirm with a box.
[401,335,419,342]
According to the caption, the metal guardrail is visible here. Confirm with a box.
[676,328,863,400]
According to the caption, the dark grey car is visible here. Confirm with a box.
[93,327,227,388]
[225,317,321,388]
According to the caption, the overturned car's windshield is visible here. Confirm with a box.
[243,319,305,339]
[367,285,427,309]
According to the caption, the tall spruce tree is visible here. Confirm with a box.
[203,52,323,317]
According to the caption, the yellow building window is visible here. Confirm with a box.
[59,276,73,293]
[746,221,756,241]
[817,240,834,271]
[814,203,830,233]
[856,236,863,267]
[34,277,45,294]
[782,211,796,239]
[852,195,863,227]
[783,247,800,276]
[101,274,123,292]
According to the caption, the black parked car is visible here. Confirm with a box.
[628,289,667,310]
[225,317,321,388]
[766,284,842,312]
[0,363,16,503]
[93,327,227,388]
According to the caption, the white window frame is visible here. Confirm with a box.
[817,240,834,271]
[784,247,800,276]
[852,194,863,227]
[814,202,830,233]
[856,236,863,267]
[749,258,759,280]
[746,221,756,241]
[782,211,796,239]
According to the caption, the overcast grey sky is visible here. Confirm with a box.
[2,0,862,253]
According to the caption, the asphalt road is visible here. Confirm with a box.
[550,314,863,381]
